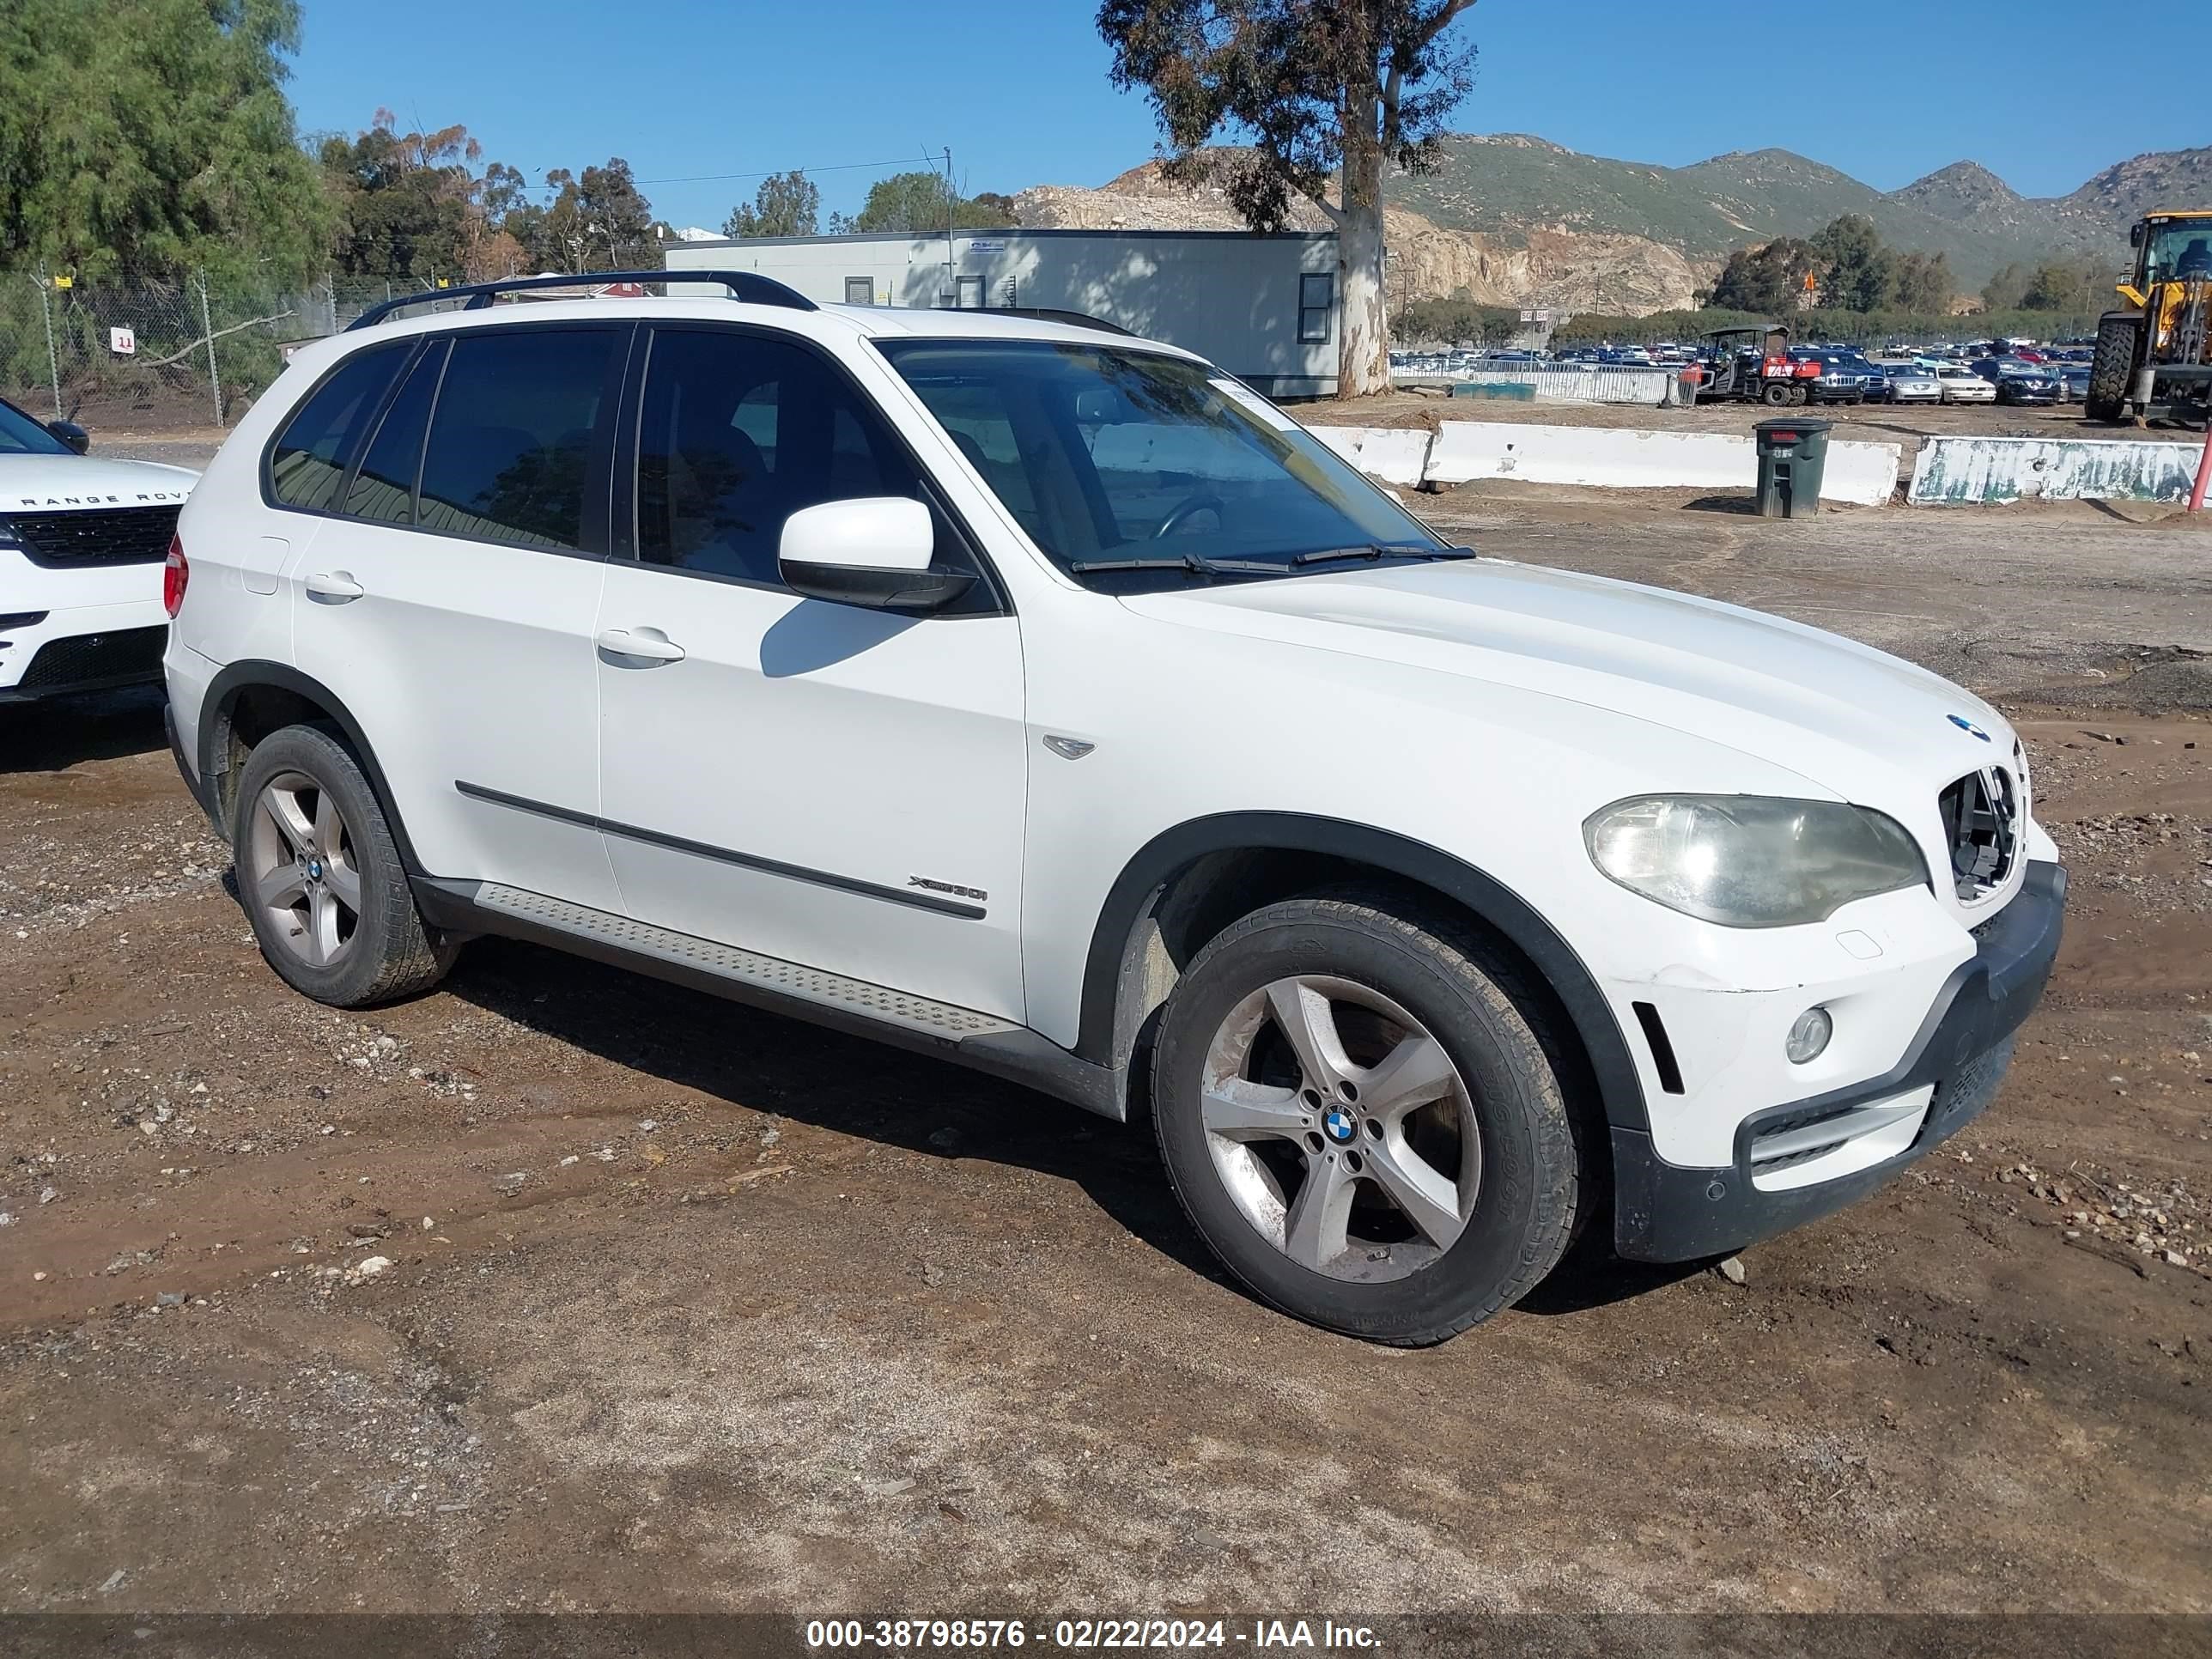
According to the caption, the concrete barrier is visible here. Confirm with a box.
[1907,435,2203,504]
[1307,424,1434,487]
[1424,421,1900,506]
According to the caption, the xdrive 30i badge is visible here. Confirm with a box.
[908,875,988,903]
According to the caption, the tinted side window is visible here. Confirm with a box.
[417,328,622,550]
[635,327,963,587]
[343,342,447,525]
[267,344,410,512]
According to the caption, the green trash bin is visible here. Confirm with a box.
[1753,416,1832,518]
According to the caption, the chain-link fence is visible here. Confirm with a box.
[0,270,477,434]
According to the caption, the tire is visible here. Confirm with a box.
[1760,381,1791,406]
[2085,314,2139,423]
[232,724,455,1007]
[1149,890,1584,1345]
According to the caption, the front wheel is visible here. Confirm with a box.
[2084,313,2138,423]
[1150,892,1584,1345]
[234,724,456,1007]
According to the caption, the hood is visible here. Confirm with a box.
[0,453,198,510]
[1119,558,2013,809]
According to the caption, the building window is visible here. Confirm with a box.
[844,276,873,305]
[1298,273,1334,344]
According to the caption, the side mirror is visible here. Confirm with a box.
[2130,222,2145,248]
[47,420,88,455]
[778,496,974,613]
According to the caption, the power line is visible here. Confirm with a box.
[636,154,936,187]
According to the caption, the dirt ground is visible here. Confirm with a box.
[2,483,2209,1623]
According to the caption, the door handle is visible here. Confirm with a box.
[304,570,364,603]
[595,626,687,664]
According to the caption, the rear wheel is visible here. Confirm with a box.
[1760,381,1791,407]
[2085,313,2140,422]
[1150,891,1583,1345]
[234,725,455,1007]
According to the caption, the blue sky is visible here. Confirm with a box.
[286,0,2191,233]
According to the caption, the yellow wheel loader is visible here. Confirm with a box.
[2086,210,2212,426]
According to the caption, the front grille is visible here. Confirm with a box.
[16,625,167,690]
[1939,766,2019,901]
[9,505,180,568]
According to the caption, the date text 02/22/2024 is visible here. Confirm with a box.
[805,1619,1382,1650]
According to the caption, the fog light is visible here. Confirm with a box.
[1786,1006,1832,1065]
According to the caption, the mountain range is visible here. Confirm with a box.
[1012,137,2212,317]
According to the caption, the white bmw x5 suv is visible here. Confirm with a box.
[165,273,2063,1343]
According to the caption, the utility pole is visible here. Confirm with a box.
[943,146,957,309]
[35,268,61,419]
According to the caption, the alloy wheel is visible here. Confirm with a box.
[246,770,362,968]
[1200,975,1480,1282]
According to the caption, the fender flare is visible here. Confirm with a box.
[197,659,428,878]
[1075,811,1650,1135]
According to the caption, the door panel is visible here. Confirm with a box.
[596,568,1026,1015]
[295,518,616,908]
[594,322,1026,1018]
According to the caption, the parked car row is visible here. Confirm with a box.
[1395,336,2097,409]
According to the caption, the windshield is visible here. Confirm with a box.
[0,398,70,457]
[878,340,1443,582]
[2144,222,2212,284]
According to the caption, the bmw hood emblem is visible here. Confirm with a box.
[1322,1106,1357,1144]
[1948,714,1992,743]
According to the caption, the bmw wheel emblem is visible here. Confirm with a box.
[307,859,324,880]
[1322,1106,1357,1144]
[1948,714,1991,742]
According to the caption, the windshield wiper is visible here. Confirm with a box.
[1290,544,1476,567]
[1067,552,1300,579]
[1067,551,1223,577]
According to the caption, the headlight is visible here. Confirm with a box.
[1584,795,1928,928]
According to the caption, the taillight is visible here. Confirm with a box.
[163,533,188,618]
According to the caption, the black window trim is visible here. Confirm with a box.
[611,317,1011,617]
[336,336,448,531]
[259,319,640,564]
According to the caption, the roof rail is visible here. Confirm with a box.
[985,306,1134,337]
[343,270,817,332]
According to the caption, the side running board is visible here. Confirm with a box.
[472,882,1016,1041]
[412,878,1126,1121]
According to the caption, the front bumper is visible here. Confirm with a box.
[0,600,169,702]
[1610,860,2065,1262]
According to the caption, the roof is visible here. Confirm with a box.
[664,226,1335,252]
[298,294,1203,382]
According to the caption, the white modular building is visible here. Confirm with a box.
[663,228,1342,398]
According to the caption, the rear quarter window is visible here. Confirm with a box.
[266,343,411,512]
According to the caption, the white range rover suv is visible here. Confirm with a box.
[2,395,196,703]
[164,273,2063,1343]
